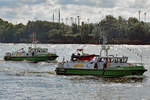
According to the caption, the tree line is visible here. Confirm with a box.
[0,15,150,44]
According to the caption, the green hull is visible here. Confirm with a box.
[55,66,147,77]
[4,54,58,62]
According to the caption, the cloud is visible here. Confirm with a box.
[0,0,47,8]
[128,0,148,8]
[1,9,17,19]
[57,0,96,7]
[57,0,117,8]
[0,0,20,8]
[99,0,117,8]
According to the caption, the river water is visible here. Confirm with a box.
[0,43,150,100]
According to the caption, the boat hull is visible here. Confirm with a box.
[55,66,147,77]
[4,54,58,62]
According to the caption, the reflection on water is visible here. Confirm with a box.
[103,76,146,83]
[0,44,150,100]
[65,75,146,84]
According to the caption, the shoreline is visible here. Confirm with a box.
[1,42,150,45]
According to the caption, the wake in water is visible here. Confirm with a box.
[0,60,57,77]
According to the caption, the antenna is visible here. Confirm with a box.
[140,55,143,64]
[98,24,109,57]
[32,32,37,48]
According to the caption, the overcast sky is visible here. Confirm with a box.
[0,0,149,24]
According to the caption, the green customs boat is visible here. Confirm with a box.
[4,32,58,62]
[55,43,147,77]
[4,47,58,62]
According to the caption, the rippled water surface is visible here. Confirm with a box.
[0,43,150,100]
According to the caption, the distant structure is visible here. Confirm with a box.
[65,18,68,25]
[77,16,80,25]
[87,18,90,24]
[75,18,77,24]
[144,12,146,22]
[52,13,55,22]
[82,21,84,26]
[138,10,141,21]
[61,18,63,23]
[70,17,73,25]
[58,9,60,23]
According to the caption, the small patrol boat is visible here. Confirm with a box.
[4,32,58,62]
[55,38,147,77]
[4,47,58,62]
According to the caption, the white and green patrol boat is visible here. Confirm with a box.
[55,37,147,77]
[4,47,58,62]
[4,32,58,62]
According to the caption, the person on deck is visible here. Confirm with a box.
[94,62,98,69]
[102,58,108,75]
[32,51,35,56]
[103,58,107,70]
